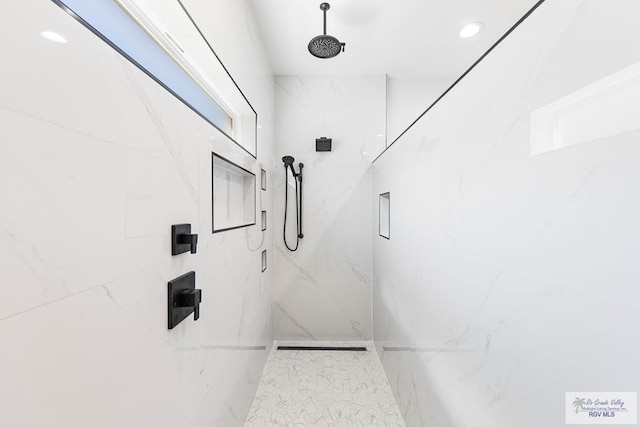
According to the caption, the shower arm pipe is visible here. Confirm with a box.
[323,8,327,35]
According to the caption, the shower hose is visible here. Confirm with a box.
[283,167,302,251]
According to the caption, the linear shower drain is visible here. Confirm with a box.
[276,346,367,351]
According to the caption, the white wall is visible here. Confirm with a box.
[386,77,451,145]
[373,0,640,425]
[0,1,274,426]
[273,75,385,341]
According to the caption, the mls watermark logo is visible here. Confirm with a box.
[566,392,637,424]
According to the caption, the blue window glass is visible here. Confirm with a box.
[53,0,233,136]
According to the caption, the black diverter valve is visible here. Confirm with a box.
[177,289,202,320]
[168,271,202,329]
[172,224,198,255]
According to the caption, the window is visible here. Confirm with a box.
[530,61,640,156]
[53,0,258,156]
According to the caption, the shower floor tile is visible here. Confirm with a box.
[244,341,405,427]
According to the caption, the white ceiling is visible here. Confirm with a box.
[248,0,538,78]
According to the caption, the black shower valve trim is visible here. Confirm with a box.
[178,233,198,254]
[171,224,199,255]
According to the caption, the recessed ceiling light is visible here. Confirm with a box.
[41,31,67,43]
[459,22,484,39]
[376,134,384,137]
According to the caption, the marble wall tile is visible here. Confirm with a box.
[0,0,274,426]
[386,77,451,145]
[373,0,640,425]
[273,75,386,341]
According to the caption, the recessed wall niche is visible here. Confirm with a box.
[261,250,267,272]
[261,211,267,231]
[212,153,256,233]
[261,168,267,190]
[379,192,390,239]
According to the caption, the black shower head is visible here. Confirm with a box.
[282,156,295,168]
[309,35,345,59]
[308,3,345,59]
[282,155,298,177]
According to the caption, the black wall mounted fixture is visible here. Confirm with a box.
[168,271,202,329]
[282,156,304,251]
[308,3,345,59]
[171,224,198,255]
[316,137,332,152]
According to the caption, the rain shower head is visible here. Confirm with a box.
[308,3,345,59]
[308,35,344,59]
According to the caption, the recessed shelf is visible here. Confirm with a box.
[379,192,390,239]
[212,153,256,233]
[261,250,267,272]
[261,210,267,231]
[261,168,267,190]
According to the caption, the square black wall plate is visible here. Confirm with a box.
[168,271,196,329]
[316,137,332,152]
[171,224,192,255]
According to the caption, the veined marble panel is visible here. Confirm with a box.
[373,0,640,426]
[0,0,275,426]
[273,75,386,342]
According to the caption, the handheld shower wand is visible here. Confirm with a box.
[282,156,304,251]
[282,155,295,176]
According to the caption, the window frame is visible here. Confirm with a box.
[52,0,258,158]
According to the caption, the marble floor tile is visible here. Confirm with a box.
[245,341,405,427]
